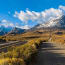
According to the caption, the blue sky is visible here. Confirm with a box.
[0,0,65,29]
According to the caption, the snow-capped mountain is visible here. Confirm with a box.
[0,15,65,36]
[33,15,65,29]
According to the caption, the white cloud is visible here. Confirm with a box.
[21,25,30,29]
[0,19,30,29]
[1,19,14,27]
[14,11,28,22]
[14,5,65,23]
[14,10,40,23]
[59,5,65,11]
[59,5,65,14]
[2,19,8,23]
[16,25,30,29]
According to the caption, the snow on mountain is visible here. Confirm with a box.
[35,15,65,29]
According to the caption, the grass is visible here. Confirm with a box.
[0,29,65,65]
[0,29,65,44]
[0,58,25,65]
[51,34,65,44]
[0,30,50,42]
[0,38,48,65]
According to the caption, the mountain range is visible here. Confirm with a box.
[7,27,25,35]
[33,15,65,29]
[0,15,65,35]
[0,26,26,35]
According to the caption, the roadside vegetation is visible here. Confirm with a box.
[0,37,48,65]
[49,30,65,44]
[0,29,65,65]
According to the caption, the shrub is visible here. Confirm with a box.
[0,38,47,65]
[0,58,25,65]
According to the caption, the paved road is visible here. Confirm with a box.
[0,41,27,52]
[0,41,26,47]
[34,42,65,65]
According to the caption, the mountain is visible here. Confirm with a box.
[7,27,26,35]
[0,26,13,35]
[0,30,6,35]
[1,15,65,36]
[0,26,26,36]
[32,15,65,30]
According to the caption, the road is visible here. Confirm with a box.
[33,42,65,65]
[0,41,27,52]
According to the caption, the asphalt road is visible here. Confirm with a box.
[0,41,27,52]
[33,42,65,65]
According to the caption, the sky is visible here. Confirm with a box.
[0,0,65,29]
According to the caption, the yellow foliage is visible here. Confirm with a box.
[0,35,48,65]
[0,58,25,65]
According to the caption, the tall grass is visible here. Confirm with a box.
[0,38,47,65]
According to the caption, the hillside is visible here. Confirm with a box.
[31,15,65,30]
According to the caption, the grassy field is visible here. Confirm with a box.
[0,29,65,45]
[0,29,65,65]
[0,38,48,65]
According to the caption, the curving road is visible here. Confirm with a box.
[34,42,65,65]
[0,41,27,52]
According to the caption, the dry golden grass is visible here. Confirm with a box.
[51,34,65,44]
[0,38,47,65]
[0,30,49,42]
[0,29,65,65]
[0,58,25,65]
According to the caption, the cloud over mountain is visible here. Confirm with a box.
[0,19,30,29]
[0,19,14,28]
[1,5,65,29]
[14,5,65,24]
[16,25,30,29]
